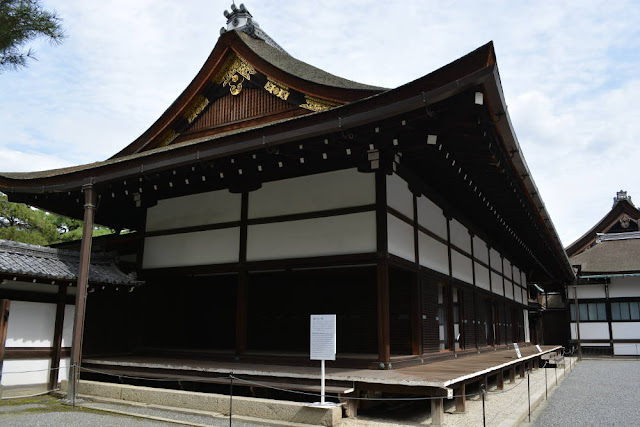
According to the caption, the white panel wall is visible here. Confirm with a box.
[143,228,240,268]
[476,264,490,291]
[568,285,606,299]
[609,277,640,298]
[247,212,376,261]
[387,214,415,262]
[473,236,488,264]
[505,280,514,300]
[5,301,55,347]
[513,266,521,284]
[451,250,473,285]
[524,309,531,342]
[1,359,51,386]
[613,343,640,355]
[611,323,640,339]
[570,322,610,340]
[250,169,375,219]
[503,259,512,280]
[59,357,70,382]
[522,287,528,303]
[61,304,75,347]
[386,173,414,219]
[146,189,241,232]
[416,196,447,239]
[449,219,471,253]
[418,231,449,275]
[491,272,504,296]
[490,249,502,272]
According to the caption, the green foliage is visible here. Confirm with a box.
[0,0,65,72]
[0,193,112,245]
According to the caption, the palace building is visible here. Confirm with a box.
[1,3,574,420]
[566,191,640,356]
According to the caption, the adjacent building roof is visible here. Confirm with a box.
[571,232,640,274]
[566,191,640,257]
[0,239,142,286]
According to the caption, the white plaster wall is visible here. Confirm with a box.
[613,343,640,355]
[473,236,488,264]
[491,272,504,296]
[568,284,606,299]
[247,212,376,261]
[521,272,527,288]
[61,304,75,347]
[611,322,640,339]
[609,277,640,298]
[476,263,490,291]
[490,249,502,273]
[5,301,55,347]
[418,231,449,275]
[449,219,471,253]
[505,280,514,300]
[513,266,521,284]
[503,259,512,280]
[386,173,414,219]
[570,322,610,340]
[1,359,51,386]
[59,357,70,382]
[387,213,415,262]
[250,169,375,219]
[143,227,240,268]
[416,195,447,239]
[146,189,241,232]
[451,250,473,285]
[522,287,528,303]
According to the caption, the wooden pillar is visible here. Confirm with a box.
[236,192,249,356]
[431,396,444,426]
[509,366,516,383]
[411,195,422,356]
[454,383,466,413]
[377,259,391,364]
[49,283,68,390]
[375,171,390,366]
[342,394,359,418]
[67,183,97,402]
[519,363,526,378]
[483,375,489,400]
[496,370,504,390]
[0,299,10,399]
[534,357,540,370]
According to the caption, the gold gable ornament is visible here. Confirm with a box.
[219,56,256,96]
[300,95,340,112]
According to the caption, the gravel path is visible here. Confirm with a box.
[530,359,640,427]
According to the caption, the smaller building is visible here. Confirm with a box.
[567,191,640,356]
[0,239,140,395]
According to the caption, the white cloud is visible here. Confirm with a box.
[2,0,640,246]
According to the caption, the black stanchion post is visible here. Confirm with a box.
[481,383,486,427]
[527,368,531,423]
[545,364,548,400]
[229,373,234,427]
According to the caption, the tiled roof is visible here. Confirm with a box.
[0,239,142,286]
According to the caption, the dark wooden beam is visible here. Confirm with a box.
[49,283,68,390]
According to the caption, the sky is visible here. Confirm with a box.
[1,0,639,247]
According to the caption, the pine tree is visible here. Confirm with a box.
[0,0,64,72]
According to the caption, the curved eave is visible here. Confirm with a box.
[0,41,573,283]
[483,68,575,284]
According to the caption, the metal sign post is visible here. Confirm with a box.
[309,314,339,407]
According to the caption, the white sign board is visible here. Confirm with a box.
[310,314,336,361]
[513,343,522,358]
[536,345,542,353]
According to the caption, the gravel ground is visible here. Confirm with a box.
[530,359,640,427]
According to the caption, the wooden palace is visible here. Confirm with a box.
[0,3,574,412]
